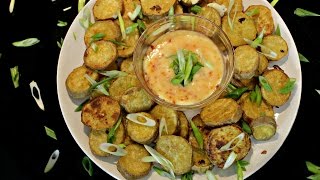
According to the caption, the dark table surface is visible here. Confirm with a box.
[1,0,320,179]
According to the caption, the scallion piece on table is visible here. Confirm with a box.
[57,20,68,27]
[255,85,262,106]
[153,166,175,180]
[78,0,86,12]
[294,8,320,17]
[44,126,57,140]
[57,38,64,48]
[236,160,249,180]
[126,113,156,127]
[98,70,127,78]
[207,3,227,17]
[191,5,202,14]
[270,0,279,7]
[299,53,310,62]
[30,80,45,111]
[12,38,40,47]
[275,24,281,36]
[220,133,245,151]
[9,0,15,13]
[306,161,320,174]
[100,143,127,156]
[251,28,265,48]
[226,87,248,99]
[10,66,19,88]
[223,151,237,169]
[82,156,93,176]
[245,8,259,16]
[259,76,272,92]
[74,99,89,112]
[44,149,60,173]
[279,78,296,94]
[128,4,141,21]
[137,19,146,33]
[118,10,126,40]
[316,89,320,95]
[63,6,72,11]
[107,115,122,143]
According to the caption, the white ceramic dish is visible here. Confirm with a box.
[57,0,302,179]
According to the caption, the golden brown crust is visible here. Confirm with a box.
[109,74,140,101]
[200,98,242,127]
[245,5,274,36]
[121,87,154,113]
[93,0,123,20]
[251,116,277,141]
[191,148,213,173]
[150,105,179,135]
[177,111,189,139]
[117,19,140,58]
[198,6,221,27]
[256,54,269,76]
[234,45,259,80]
[156,135,192,175]
[117,144,152,179]
[120,57,135,74]
[65,65,99,99]
[81,96,121,130]
[141,0,176,19]
[261,35,288,61]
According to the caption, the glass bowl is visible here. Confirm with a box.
[133,14,234,110]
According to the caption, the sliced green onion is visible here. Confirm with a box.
[171,72,184,85]
[108,39,128,47]
[144,145,175,178]
[316,89,320,95]
[63,6,72,11]
[57,20,68,27]
[125,23,138,34]
[126,113,156,127]
[78,0,86,12]
[188,119,203,149]
[259,76,272,92]
[270,0,279,7]
[9,0,15,13]
[57,37,64,48]
[159,117,168,137]
[90,33,105,43]
[91,42,98,52]
[243,38,278,59]
[275,24,281,36]
[241,120,252,134]
[137,19,146,33]
[74,99,89,112]
[177,49,186,73]
[220,133,245,151]
[85,74,110,95]
[128,4,141,21]
[206,170,218,180]
[191,5,202,14]
[12,38,40,47]
[118,144,126,149]
[184,53,193,86]
[44,126,57,140]
[255,85,262,106]
[118,11,126,40]
[44,149,59,173]
[299,53,310,62]
[168,6,174,16]
[73,32,77,40]
[82,156,93,176]
[182,171,193,180]
[141,156,156,162]
[245,8,259,16]
[307,174,320,180]
[294,8,320,17]
[279,78,296,94]
[226,87,248,99]
[207,3,227,16]
[236,160,249,180]
[108,115,122,143]
[251,28,265,48]
[98,70,127,78]
[227,0,235,30]
[153,166,175,180]
[306,161,320,174]
[223,151,237,169]
[10,66,19,88]
[79,8,92,29]
[30,81,45,111]
[152,23,173,36]
[100,143,127,156]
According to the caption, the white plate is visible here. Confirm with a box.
[57,0,302,179]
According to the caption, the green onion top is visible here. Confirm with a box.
[279,78,296,94]
[12,38,40,47]
[259,76,272,92]
[82,156,93,176]
[191,5,202,14]
[294,8,320,17]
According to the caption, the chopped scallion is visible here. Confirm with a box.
[137,19,146,33]
[90,33,105,43]
[63,6,72,11]
[10,66,19,88]
[107,115,122,143]
[78,0,86,12]
[82,156,93,176]
[118,11,126,40]
[220,133,245,151]
[159,117,168,137]
[126,113,156,127]
[236,160,249,180]
[57,20,68,27]
[226,87,248,99]
[74,99,89,112]
[255,85,262,106]
[91,42,98,52]
[108,39,128,47]
[100,143,127,156]
[30,81,45,111]
[12,38,40,47]
[153,166,175,180]
[316,89,320,95]
[44,149,59,173]
[299,53,310,62]
[98,70,127,78]
[125,23,138,34]
[73,32,77,40]
[259,76,272,92]
[127,4,141,21]
[275,24,281,36]
[306,161,320,174]
[279,78,296,94]
[44,126,57,140]
[241,120,252,134]
[9,0,15,13]
[57,37,64,48]
[85,74,110,96]
[223,151,237,169]
[245,8,259,16]
[294,8,320,17]
[227,0,235,30]
[251,28,265,48]
[270,0,279,7]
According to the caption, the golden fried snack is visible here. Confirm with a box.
[109,74,140,101]
[234,45,259,80]
[121,87,154,113]
[120,57,135,74]
[177,111,189,139]
[245,5,274,35]
[141,0,176,19]
[150,105,179,135]
[198,6,221,26]
[191,148,213,173]
[261,35,288,61]
[93,0,123,20]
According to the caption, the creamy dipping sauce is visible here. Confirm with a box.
[143,30,224,105]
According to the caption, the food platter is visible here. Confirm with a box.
[56,0,302,179]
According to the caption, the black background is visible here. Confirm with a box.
[1,0,320,179]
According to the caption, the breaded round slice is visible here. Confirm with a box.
[198,6,221,26]
[191,148,213,174]
[200,98,243,127]
[120,87,154,113]
[177,111,189,139]
[234,45,259,80]
[120,57,135,74]
[117,144,152,179]
[117,19,140,58]
[84,40,118,71]
[126,112,159,144]
[93,0,123,20]
[245,5,274,35]
[256,54,269,76]
[260,68,291,106]
[109,74,140,101]
[81,96,121,130]
[206,125,251,168]
[239,92,274,123]
[222,12,257,47]
[150,105,179,135]
[156,135,192,175]
[65,65,99,99]
[84,20,121,47]
[261,35,288,61]
[123,0,141,19]
[215,0,243,14]
[141,0,176,19]
[89,122,125,156]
